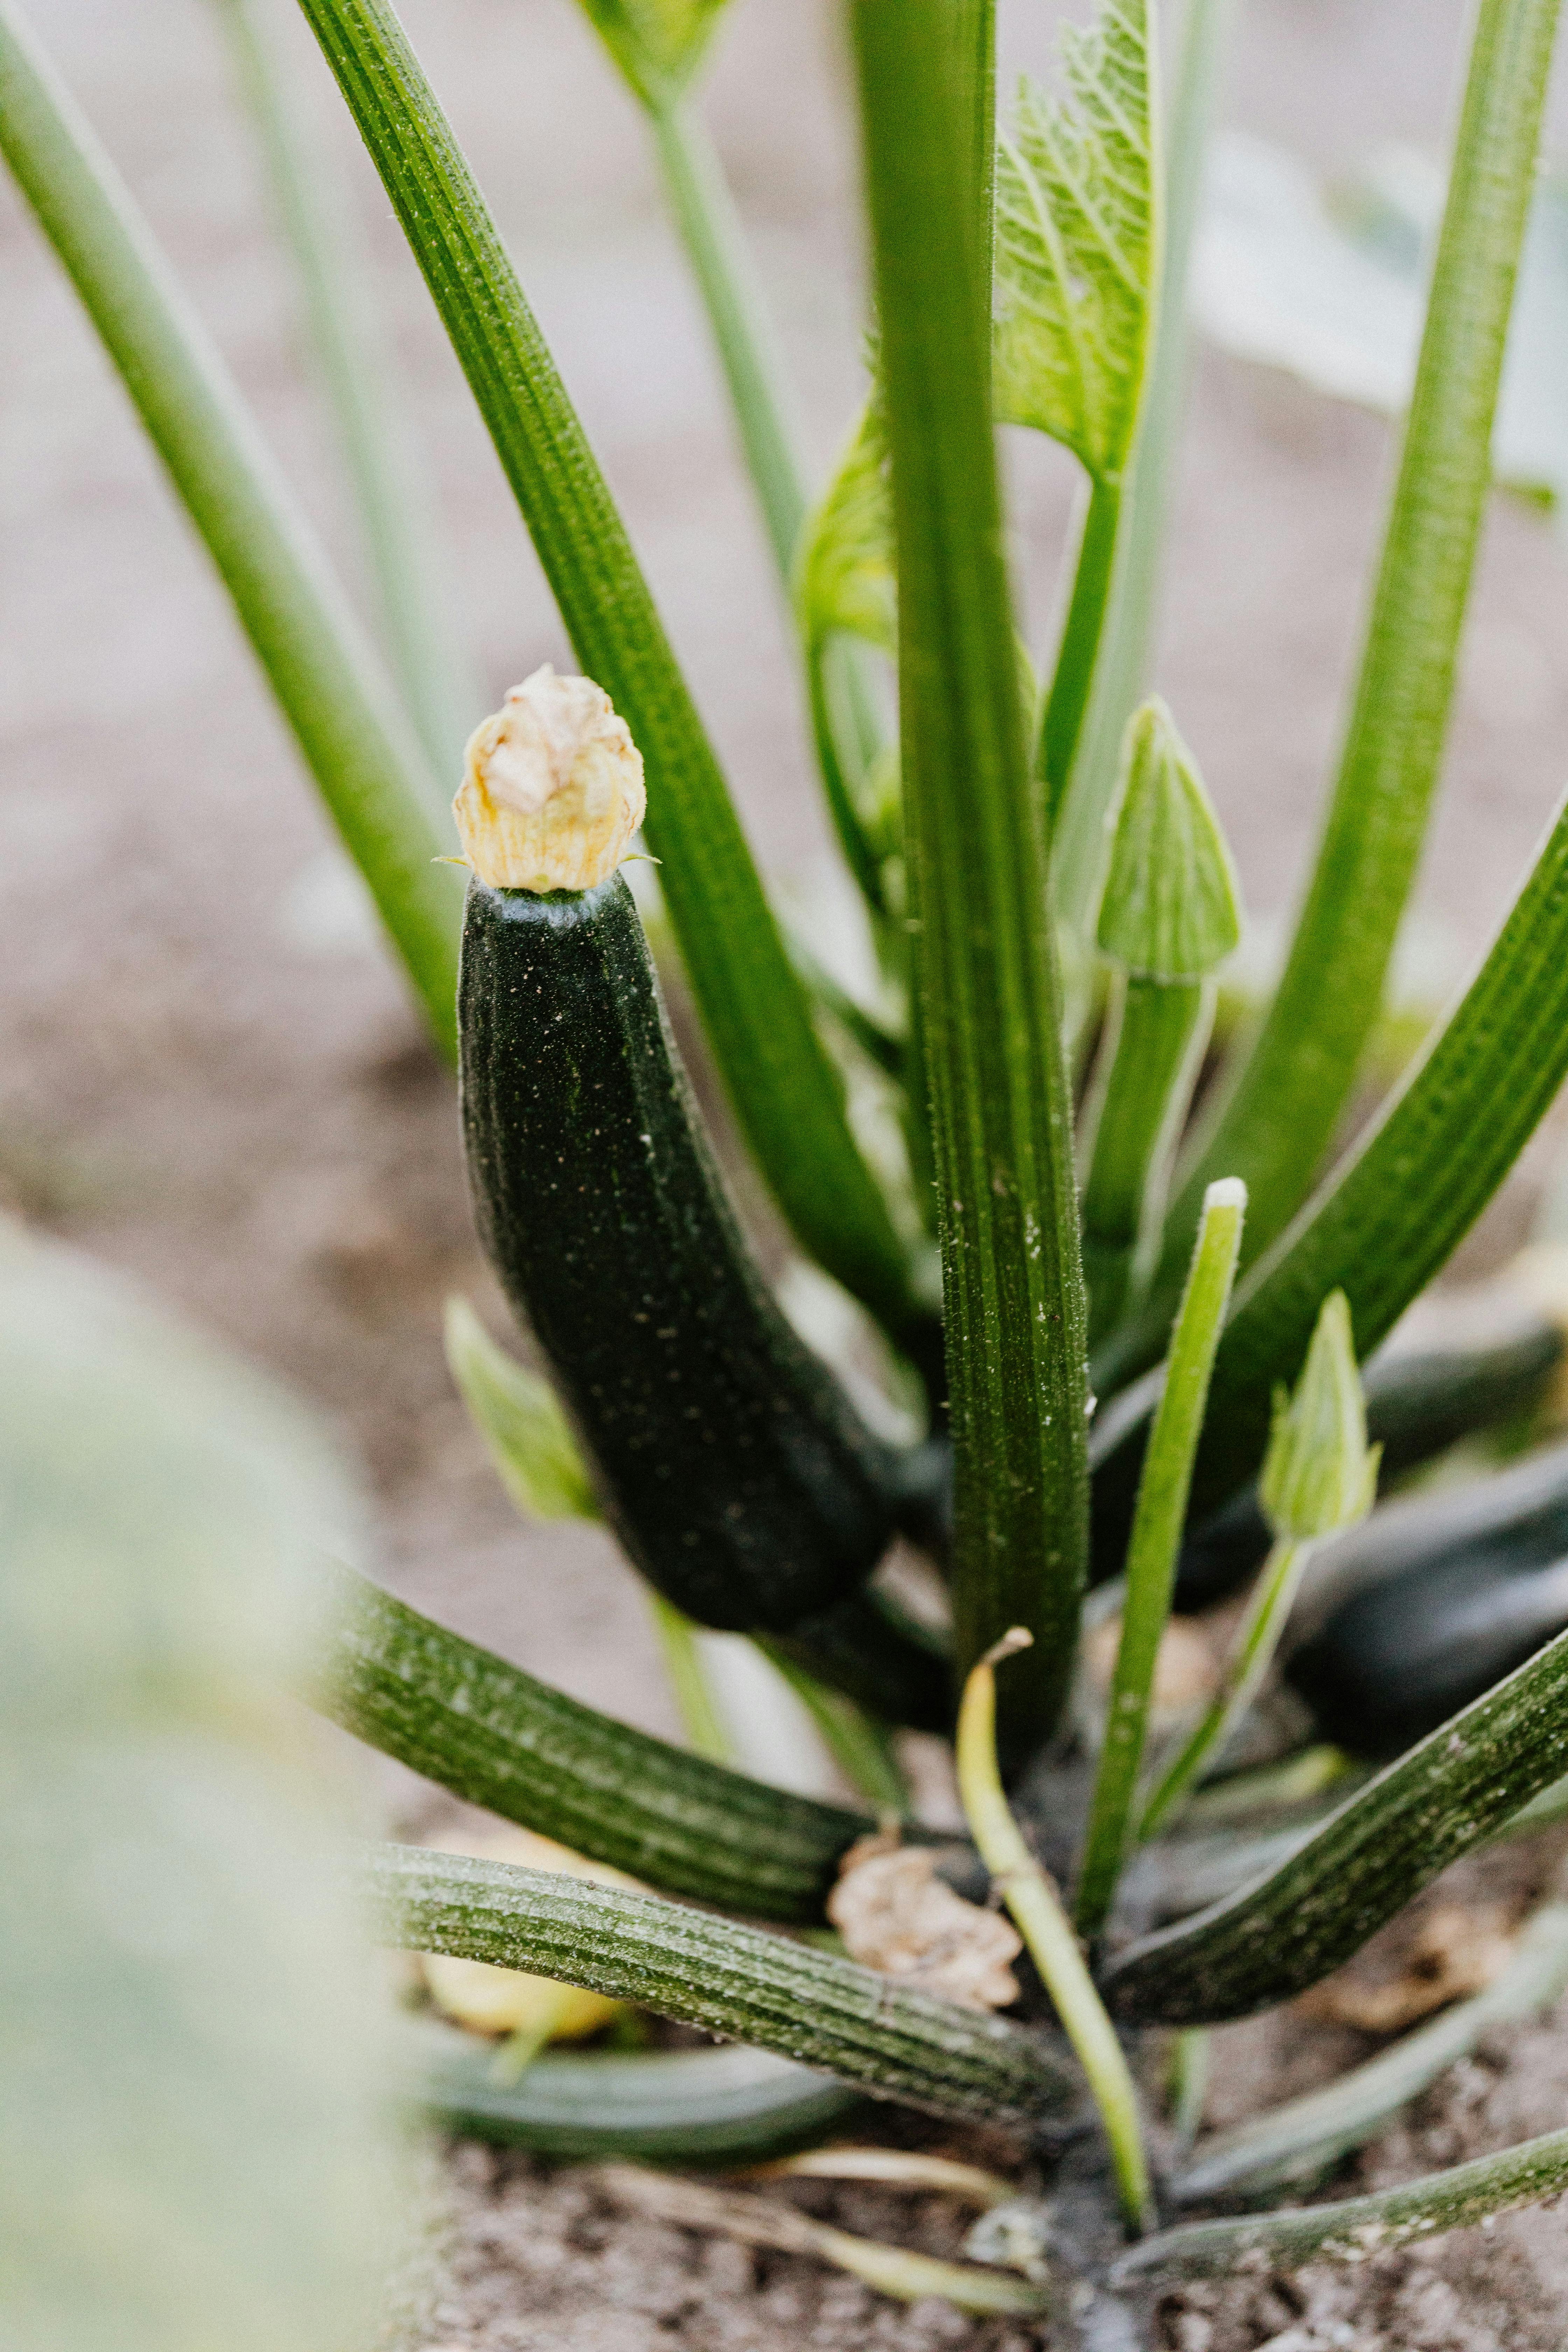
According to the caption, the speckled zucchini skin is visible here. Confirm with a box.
[458,874,916,1636]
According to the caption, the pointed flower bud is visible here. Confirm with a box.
[454,664,646,893]
[1259,1290,1381,1541]
[1096,699,1242,981]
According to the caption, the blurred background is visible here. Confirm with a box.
[3,0,1567,1762]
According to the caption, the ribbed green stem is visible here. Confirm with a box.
[1082,974,1210,1348]
[1102,1622,1568,2025]
[1075,1181,1244,1940]
[854,0,1090,1767]
[1181,787,1568,1517]
[317,1574,872,1921]
[1053,0,1242,925]
[957,1643,1152,2232]
[1172,1902,1568,2202]
[1037,474,1123,830]
[954,0,998,274]
[214,0,475,789]
[365,1843,1080,2128]
[1158,0,1565,1276]
[1115,2124,1568,2285]
[1137,1534,1308,1839]
[0,0,462,1052]
[296,0,920,1339]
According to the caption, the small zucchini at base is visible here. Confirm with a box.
[459,873,927,1638]
[1288,1544,1568,1762]
[416,2027,866,2166]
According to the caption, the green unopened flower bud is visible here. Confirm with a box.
[1096,699,1242,982]
[1259,1290,1381,1540]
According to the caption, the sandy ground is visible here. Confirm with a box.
[6,0,1568,2343]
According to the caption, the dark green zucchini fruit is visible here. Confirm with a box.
[459,873,928,1639]
[1288,1546,1568,1760]
[1285,1446,1568,1759]
[1090,1311,1564,1603]
[416,2027,864,2166]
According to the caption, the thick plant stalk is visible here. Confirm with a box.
[365,1843,1080,2128]
[213,0,475,788]
[1158,0,1565,1277]
[1172,1902,1568,2201]
[295,0,922,1344]
[1102,1622,1568,2025]
[1114,2123,1568,2284]
[318,1575,876,1922]
[957,1637,1153,2231]
[0,0,462,1052]
[1185,787,1568,1516]
[1075,1180,1245,1938]
[1095,786,1568,1521]
[853,0,1091,1765]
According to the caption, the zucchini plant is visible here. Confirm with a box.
[10,0,1568,2333]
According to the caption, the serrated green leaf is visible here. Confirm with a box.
[1096,697,1241,979]
[576,0,732,108]
[443,1295,598,1523]
[796,396,895,653]
[993,0,1158,481]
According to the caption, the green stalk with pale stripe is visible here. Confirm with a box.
[958,1636,1153,2232]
